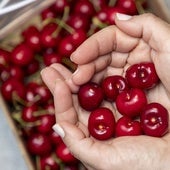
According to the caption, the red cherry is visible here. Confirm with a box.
[27,133,52,156]
[41,6,56,20]
[58,36,75,58]
[78,82,104,111]
[125,62,159,90]
[21,104,39,122]
[74,0,95,18]
[22,25,41,52]
[49,130,63,146]
[69,29,87,47]
[115,0,138,15]
[1,78,25,102]
[88,107,116,140]
[67,14,90,31]
[102,75,129,102]
[140,102,169,137]
[106,6,127,25]
[116,88,147,117]
[36,114,55,134]
[40,154,60,170]
[53,0,69,14]
[95,8,108,23]
[55,143,78,164]
[24,59,40,75]
[43,52,62,66]
[116,116,142,137]
[11,43,34,66]
[0,48,10,67]
[0,65,24,82]
[40,23,60,48]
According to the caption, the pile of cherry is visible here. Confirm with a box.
[78,62,169,140]
[0,0,151,169]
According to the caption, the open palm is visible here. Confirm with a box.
[41,13,170,170]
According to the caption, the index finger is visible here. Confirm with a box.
[70,25,139,65]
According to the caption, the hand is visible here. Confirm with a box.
[41,13,170,170]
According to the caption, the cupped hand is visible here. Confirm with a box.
[41,13,170,170]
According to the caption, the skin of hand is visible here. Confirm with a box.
[41,13,170,170]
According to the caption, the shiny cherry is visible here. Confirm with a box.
[102,75,129,102]
[11,43,34,66]
[88,107,116,140]
[125,62,159,89]
[78,82,104,111]
[27,133,52,156]
[140,102,169,137]
[116,116,142,137]
[116,88,147,117]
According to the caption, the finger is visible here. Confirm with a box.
[53,78,77,124]
[50,63,79,93]
[53,121,114,170]
[71,25,139,65]
[72,54,110,85]
[41,66,63,94]
[115,13,170,52]
[41,64,79,93]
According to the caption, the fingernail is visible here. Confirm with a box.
[52,124,65,138]
[116,13,132,21]
[72,67,79,76]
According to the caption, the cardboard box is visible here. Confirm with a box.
[0,1,170,170]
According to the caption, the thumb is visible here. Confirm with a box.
[52,122,110,169]
[115,13,170,52]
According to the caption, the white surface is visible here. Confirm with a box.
[0,109,29,170]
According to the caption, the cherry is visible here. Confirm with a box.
[0,65,24,82]
[55,143,78,164]
[95,8,108,23]
[21,104,39,122]
[49,130,63,146]
[116,116,142,137]
[74,0,95,18]
[115,0,138,15]
[41,6,56,20]
[27,133,52,156]
[67,14,90,31]
[40,23,60,48]
[58,36,75,58]
[24,59,40,75]
[0,48,10,67]
[140,102,169,137]
[116,88,147,118]
[125,62,159,90]
[1,78,25,102]
[11,43,34,66]
[36,114,55,134]
[106,6,127,25]
[78,82,104,111]
[69,29,87,47]
[53,0,69,15]
[43,52,62,66]
[22,25,41,52]
[88,107,116,140]
[102,75,129,102]
[40,154,60,170]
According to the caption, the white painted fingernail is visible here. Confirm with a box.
[116,13,132,21]
[72,67,79,76]
[52,124,65,138]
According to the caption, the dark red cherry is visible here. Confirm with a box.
[102,75,129,102]
[78,82,104,111]
[116,116,142,137]
[125,62,159,90]
[140,102,169,137]
[88,107,116,140]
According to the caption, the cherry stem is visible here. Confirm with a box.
[12,92,26,110]
[35,156,41,170]
[92,17,108,28]
[135,0,146,14]
[109,0,117,6]
[62,57,77,72]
